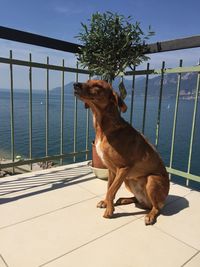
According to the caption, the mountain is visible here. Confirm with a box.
[51,82,74,95]
[51,72,199,98]
[133,72,198,97]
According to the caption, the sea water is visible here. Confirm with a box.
[0,89,199,188]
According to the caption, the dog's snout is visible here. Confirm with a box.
[74,82,84,97]
[73,82,82,88]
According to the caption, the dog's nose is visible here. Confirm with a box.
[73,82,82,88]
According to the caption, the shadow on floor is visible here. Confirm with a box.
[162,194,189,216]
[109,194,189,219]
[0,166,95,205]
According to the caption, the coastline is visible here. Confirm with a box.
[0,149,44,177]
[0,149,10,161]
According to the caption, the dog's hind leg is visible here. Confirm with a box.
[145,174,169,225]
[115,179,143,207]
[115,196,138,206]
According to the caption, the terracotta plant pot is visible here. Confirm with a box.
[89,141,108,180]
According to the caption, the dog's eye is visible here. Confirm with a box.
[91,86,101,95]
[90,88,98,95]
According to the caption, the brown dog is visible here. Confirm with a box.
[74,80,169,225]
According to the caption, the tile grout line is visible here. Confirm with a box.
[155,225,199,251]
[77,186,147,218]
[77,184,149,222]
[0,182,140,231]
[0,254,9,267]
[77,182,103,197]
[137,191,199,253]
[0,195,98,231]
[38,216,141,267]
[181,250,200,267]
[136,214,199,255]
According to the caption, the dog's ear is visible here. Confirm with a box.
[112,92,127,113]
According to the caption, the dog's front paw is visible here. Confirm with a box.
[145,207,159,225]
[97,200,107,208]
[145,213,157,225]
[103,206,114,218]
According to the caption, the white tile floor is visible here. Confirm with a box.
[0,162,199,267]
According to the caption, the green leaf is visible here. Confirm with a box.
[75,11,155,80]
[119,80,127,100]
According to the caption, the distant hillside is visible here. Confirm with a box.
[51,82,75,97]
[51,72,199,98]
[134,72,198,97]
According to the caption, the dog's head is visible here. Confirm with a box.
[73,80,127,113]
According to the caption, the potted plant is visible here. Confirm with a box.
[76,11,154,178]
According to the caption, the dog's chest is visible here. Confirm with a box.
[95,139,105,164]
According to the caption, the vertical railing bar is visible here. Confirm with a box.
[9,50,15,173]
[142,63,150,134]
[129,66,136,125]
[85,74,91,160]
[187,68,200,186]
[155,61,165,147]
[29,53,33,170]
[60,59,65,166]
[46,57,49,160]
[85,108,90,161]
[73,62,78,162]
[169,59,183,178]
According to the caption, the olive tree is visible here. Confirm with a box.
[76,11,154,97]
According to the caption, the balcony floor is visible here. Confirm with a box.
[0,161,199,267]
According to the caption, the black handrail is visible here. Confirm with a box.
[0,26,82,53]
[148,36,200,53]
[0,26,200,54]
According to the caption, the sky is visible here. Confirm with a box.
[0,0,200,89]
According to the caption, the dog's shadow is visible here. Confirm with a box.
[112,194,189,219]
[162,194,189,216]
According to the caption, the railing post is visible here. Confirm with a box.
[187,66,200,185]
[46,57,49,161]
[142,63,150,134]
[9,50,15,173]
[129,66,136,126]
[73,62,78,162]
[155,61,165,147]
[60,59,65,165]
[169,59,183,179]
[85,74,91,160]
[29,53,33,170]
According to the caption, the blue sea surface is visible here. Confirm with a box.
[0,88,199,188]
[0,88,94,161]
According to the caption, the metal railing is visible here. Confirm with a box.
[124,62,200,185]
[0,53,91,170]
[0,26,200,187]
